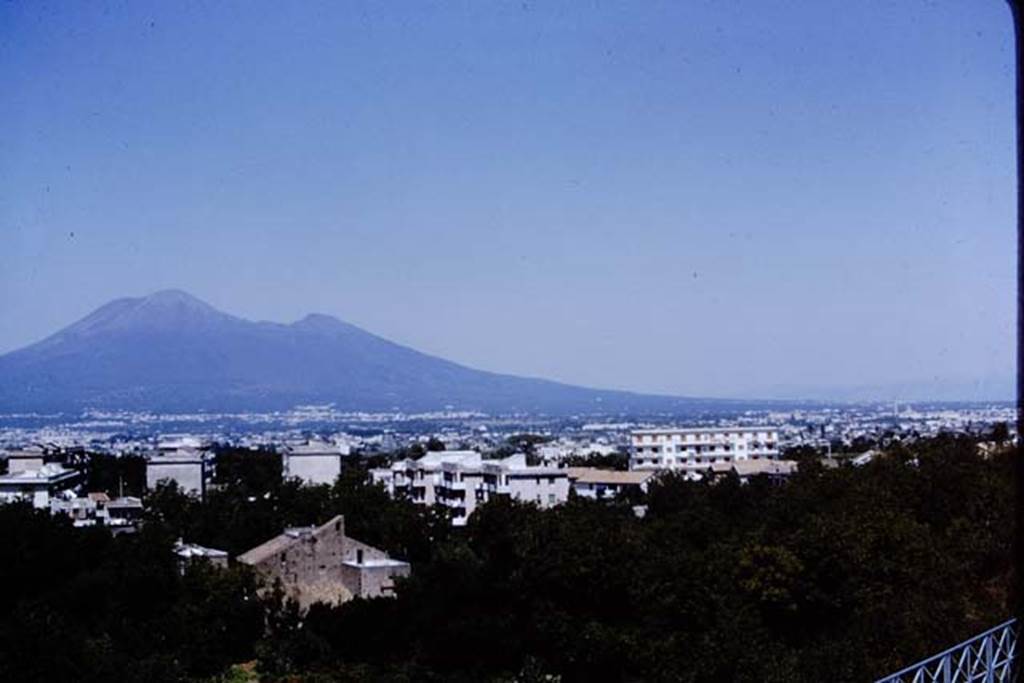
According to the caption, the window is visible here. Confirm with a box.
[548,494,556,505]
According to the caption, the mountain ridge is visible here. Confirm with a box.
[0,290,729,414]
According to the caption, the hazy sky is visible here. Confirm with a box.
[0,1,1016,399]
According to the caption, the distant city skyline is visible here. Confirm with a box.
[1,1,1015,401]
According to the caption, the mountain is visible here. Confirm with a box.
[0,290,735,415]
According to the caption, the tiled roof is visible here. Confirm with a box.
[237,515,344,565]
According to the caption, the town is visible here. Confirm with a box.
[0,401,1013,597]
[0,400,1014,680]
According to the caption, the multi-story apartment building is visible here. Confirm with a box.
[370,451,569,526]
[630,426,780,477]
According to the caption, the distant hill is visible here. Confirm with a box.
[0,290,738,414]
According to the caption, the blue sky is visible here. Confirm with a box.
[0,0,1016,400]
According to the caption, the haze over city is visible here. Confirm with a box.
[1,0,1015,401]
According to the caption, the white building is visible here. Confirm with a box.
[0,463,81,509]
[4,448,46,474]
[283,440,349,486]
[371,451,569,526]
[630,426,780,477]
[50,493,144,528]
[156,436,205,451]
[566,468,657,500]
[708,459,798,483]
[146,447,214,497]
[173,540,229,571]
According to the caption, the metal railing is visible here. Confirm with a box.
[876,618,1018,683]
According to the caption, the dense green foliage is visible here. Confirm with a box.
[562,450,630,470]
[254,435,1014,682]
[213,445,283,493]
[0,435,1013,682]
[85,452,147,497]
[0,505,263,682]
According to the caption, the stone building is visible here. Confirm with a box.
[237,515,409,608]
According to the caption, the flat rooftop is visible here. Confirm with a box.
[147,448,208,463]
[632,426,777,435]
[0,465,79,485]
[565,467,656,485]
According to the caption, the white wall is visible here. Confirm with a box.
[505,473,569,508]
[147,462,205,496]
[286,454,342,486]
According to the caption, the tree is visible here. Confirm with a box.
[990,421,1010,446]
[0,433,1010,682]
[85,452,146,497]
[214,445,282,493]
[562,451,629,470]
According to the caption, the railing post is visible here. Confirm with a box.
[985,632,994,683]
[875,620,1018,683]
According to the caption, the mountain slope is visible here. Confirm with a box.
[0,290,725,414]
